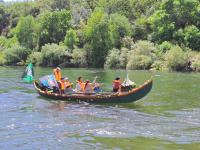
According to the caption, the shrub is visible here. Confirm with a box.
[3,45,31,65]
[119,47,129,68]
[104,48,120,69]
[184,25,200,51]
[127,40,156,70]
[164,45,190,71]
[26,52,42,66]
[191,53,200,72]
[71,48,87,67]
[0,51,5,65]
[131,40,156,56]
[121,36,134,49]
[64,29,79,50]
[158,41,173,53]
[40,43,71,67]
[127,54,153,70]
[151,60,164,70]
[0,36,19,49]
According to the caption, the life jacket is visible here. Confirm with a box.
[53,69,62,81]
[60,80,65,90]
[113,80,121,91]
[76,80,84,91]
[64,81,72,88]
[84,82,93,93]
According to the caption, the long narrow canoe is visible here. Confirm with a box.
[34,79,153,103]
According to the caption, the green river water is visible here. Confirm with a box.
[0,66,199,149]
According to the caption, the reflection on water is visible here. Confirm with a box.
[0,66,200,149]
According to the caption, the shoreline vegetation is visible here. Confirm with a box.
[0,0,200,72]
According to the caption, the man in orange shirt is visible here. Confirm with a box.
[112,77,122,92]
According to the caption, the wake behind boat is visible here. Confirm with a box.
[34,79,153,103]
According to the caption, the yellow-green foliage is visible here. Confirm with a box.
[64,29,79,50]
[0,36,19,49]
[164,45,190,71]
[26,52,42,66]
[0,51,5,65]
[191,53,200,72]
[104,48,121,69]
[71,48,87,67]
[127,40,156,70]
[40,43,70,67]
[119,47,129,68]
[127,54,153,70]
[3,45,31,65]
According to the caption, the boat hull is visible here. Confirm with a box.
[34,80,153,103]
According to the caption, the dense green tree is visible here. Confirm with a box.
[84,9,112,67]
[51,0,70,10]
[0,36,19,49]
[13,15,38,49]
[99,0,160,20]
[35,0,70,11]
[0,5,9,35]
[109,13,131,48]
[183,25,200,51]
[64,28,78,50]
[164,45,190,71]
[149,0,200,50]
[127,40,156,70]
[71,48,87,67]
[4,45,31,65]
[104,48,121,69]
[38,10,71,48]
[98,0,132,19]
[40,43,71,67]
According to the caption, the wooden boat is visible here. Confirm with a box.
[33,79,153,103]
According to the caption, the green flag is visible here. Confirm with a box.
[22,63,34,83]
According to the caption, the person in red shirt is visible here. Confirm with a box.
[112,77,122,92]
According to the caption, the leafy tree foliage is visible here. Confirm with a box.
[127,40,156,69]
[149,0,200,50]
[64,28,78,50]
[38,10,71,48]
[4,45,31,65]
[84,9,112,67]
[40,43,71,67]
[0,5,9,35]
[164,45,190,71]
[109,13,131,48]
[71,48,87,67]
[13,15,38,49]
[104,48,121,69]
[0,36,19,49]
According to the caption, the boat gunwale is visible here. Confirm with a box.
[34,79,153,100]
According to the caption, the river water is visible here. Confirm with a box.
[0,66,200,149]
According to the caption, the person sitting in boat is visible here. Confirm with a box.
[63,77,74,93]
[60,78,66,94]
[93,76,102,93]
[112,77,122,92]
[84,79,93,93]
[76,76,84,92]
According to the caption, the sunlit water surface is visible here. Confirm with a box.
[0,66,200,149]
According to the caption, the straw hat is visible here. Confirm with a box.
[56,67,61,70]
